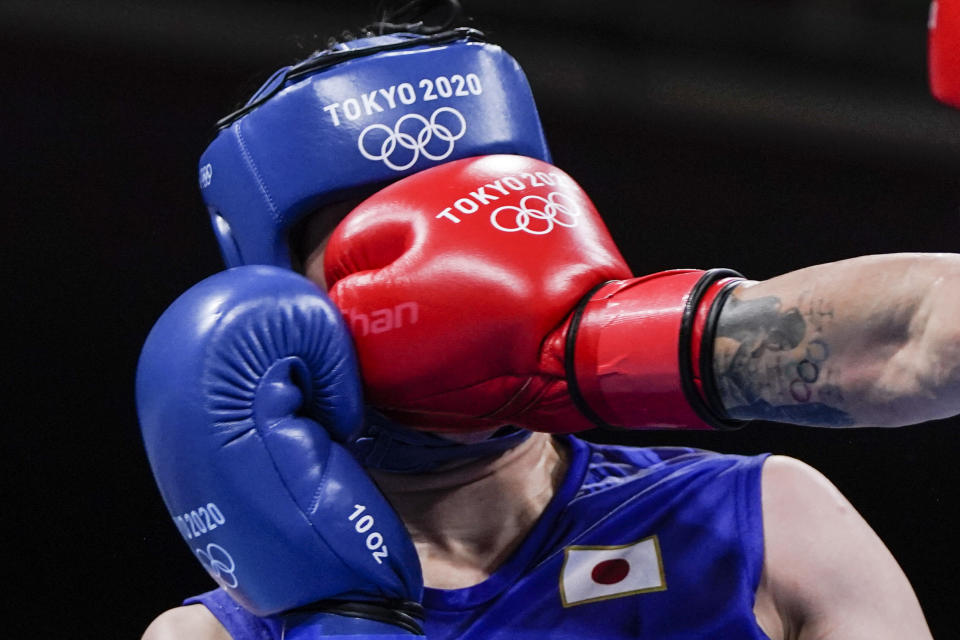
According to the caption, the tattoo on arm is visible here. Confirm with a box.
[713,294,854,426]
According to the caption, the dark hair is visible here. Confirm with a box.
[326,0,468,48]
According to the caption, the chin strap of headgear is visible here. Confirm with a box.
[348,409,532,474]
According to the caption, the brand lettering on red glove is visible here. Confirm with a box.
[342,302,419,336]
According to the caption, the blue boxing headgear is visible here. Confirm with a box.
[198,27,540,472]
[199,28,552,268]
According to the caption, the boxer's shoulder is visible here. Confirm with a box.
[142,604,230,640]
[758,454,932,638]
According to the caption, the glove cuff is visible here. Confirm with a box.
[680,268,746,430]
[567,268,747,430]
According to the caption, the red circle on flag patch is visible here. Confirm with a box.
[590,558,630,585]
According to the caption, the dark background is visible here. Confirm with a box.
[6,1,959,637]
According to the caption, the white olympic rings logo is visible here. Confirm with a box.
[490,192,582,235]
[358,107,467,171]
[196,543,238,589]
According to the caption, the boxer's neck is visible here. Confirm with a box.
[370,432,568,589]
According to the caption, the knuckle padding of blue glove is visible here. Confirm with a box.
[136,265,422,617]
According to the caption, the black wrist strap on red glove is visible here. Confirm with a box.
[678,268,744,430]
[565,280,617,430]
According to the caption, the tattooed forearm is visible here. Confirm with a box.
[712,293,855,426]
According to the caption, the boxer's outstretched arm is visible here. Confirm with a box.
[712,252,960,427]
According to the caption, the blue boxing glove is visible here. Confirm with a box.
[136,265,424,637]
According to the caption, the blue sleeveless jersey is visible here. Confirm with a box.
[186,435,771,639]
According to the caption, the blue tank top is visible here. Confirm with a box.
[187,435,771,639]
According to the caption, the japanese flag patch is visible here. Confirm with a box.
[559,535,667,607]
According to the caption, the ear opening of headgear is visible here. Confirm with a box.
[200,25,551,268]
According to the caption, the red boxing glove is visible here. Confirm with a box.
[325,155,744,433]
[930,0,960,109]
